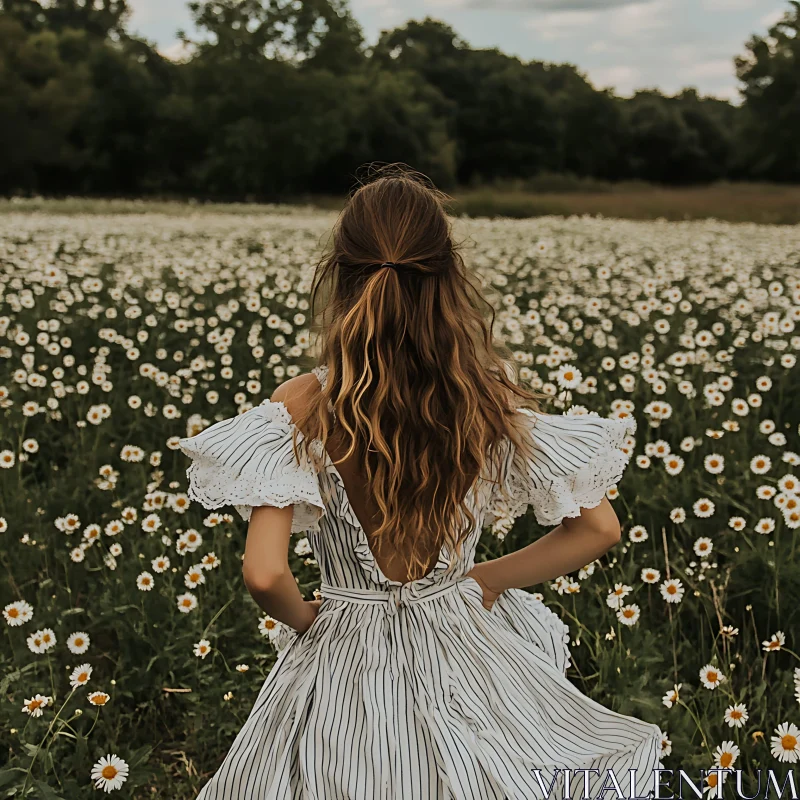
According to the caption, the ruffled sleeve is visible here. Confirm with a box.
[487,409,637,529]
[177,400,326,534]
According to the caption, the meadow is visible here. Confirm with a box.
[1,206,799,797]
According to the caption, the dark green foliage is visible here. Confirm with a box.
[0,0,796,196]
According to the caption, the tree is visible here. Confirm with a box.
[735,1,800,181]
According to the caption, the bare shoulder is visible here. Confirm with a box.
[270,373,322,420]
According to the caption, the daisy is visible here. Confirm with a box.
[235,664,250,672]
[4,599,34,626]
[151,555,170,573]
[704,455,725,474]
[27,628,56,654]
[724,704,749,728]
[660,579,685,604]
[193,639,212,659]
[201,552,221,569]
[762,631,785,652]
[669,507,686,523]
[136,572,155,591]
[699,664,725,690]
[728,517,746,531]
[771,722,800,763]
[91,754,129,793]
[641,567,661,584]
[69,663,93,689]
[176,592,198,613]
[660,735,672,757]
[606,583,632,609]
[664,455,685,476]
[750,455,772,475]
[617,604,640,626]
[693,537,713,557]
[693,498,715,518]
[628,525,648,543]
[721,625,739,638]
[184,565,206,589]
[88,691,111,706]
[712,741,740,769]
[67,631,90,654]
[662,684,682,708]
[22,694,51,717]
[555,364,582,389]
[778,474,799,495]
[755,518,776,535]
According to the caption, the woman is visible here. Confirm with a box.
[179,165,663,799]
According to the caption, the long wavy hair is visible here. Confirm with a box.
[292,164,547,581]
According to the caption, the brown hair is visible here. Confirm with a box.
[293,164,546,581]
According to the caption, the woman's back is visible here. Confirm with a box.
[177,165,665,799]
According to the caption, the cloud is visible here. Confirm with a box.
[586,65,640,94]
[462,0,648,9]
[158,39,192,62]
[526,0,668,40]
[701,0,755,9]
[678,59,733,81]
[760,8,785,28]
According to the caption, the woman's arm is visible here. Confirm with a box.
[469,497,622,599]
[242,504,320,633]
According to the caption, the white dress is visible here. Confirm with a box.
[179,365,664,800]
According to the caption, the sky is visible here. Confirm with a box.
[127,0,787,102]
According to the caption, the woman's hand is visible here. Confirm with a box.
[464,565,504,612]
[296,599,322,634]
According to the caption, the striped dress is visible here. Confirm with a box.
[179,365,664,800]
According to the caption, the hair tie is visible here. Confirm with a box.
[381,262,400,271]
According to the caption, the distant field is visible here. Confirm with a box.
[3,182,800,224]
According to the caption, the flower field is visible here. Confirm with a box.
[1,206,799,797]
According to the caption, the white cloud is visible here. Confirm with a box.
[678,58,733,81]
[587,65,640,94]
[701,0,755,10]
[465,0,647,8]
[158,40,192,62]
[526,9,600,39]
[527,0,667,40]
[760,8,785,28]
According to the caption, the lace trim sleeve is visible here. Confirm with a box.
[177,399,326,534]
[487,410,637,531]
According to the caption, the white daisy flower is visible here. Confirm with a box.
[724,703,748,728]
[699,664,725,690]
[193,639,212,659]
[176,592,198,613]
[22,694,51,717]
[771,722,800,763]
[4,599,34,626]
[67,631,90,654]
[660,579,685,604]
[91,754,130,793]
[712,741,739,769]
[616,604,640,626]
[762,631,785,652]
[136,572,155,591]
[662,684,682,708]
[69,663,93,689]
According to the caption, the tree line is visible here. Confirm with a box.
[0,0,797,198]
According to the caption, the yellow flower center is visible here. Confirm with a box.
[29,699,43,710]
[707,671,718,682]
[8,608,19,618]
[101,765,118,780]
[719,753,733,768]
[782,735,798,751]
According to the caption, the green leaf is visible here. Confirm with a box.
[33,779,65,800]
